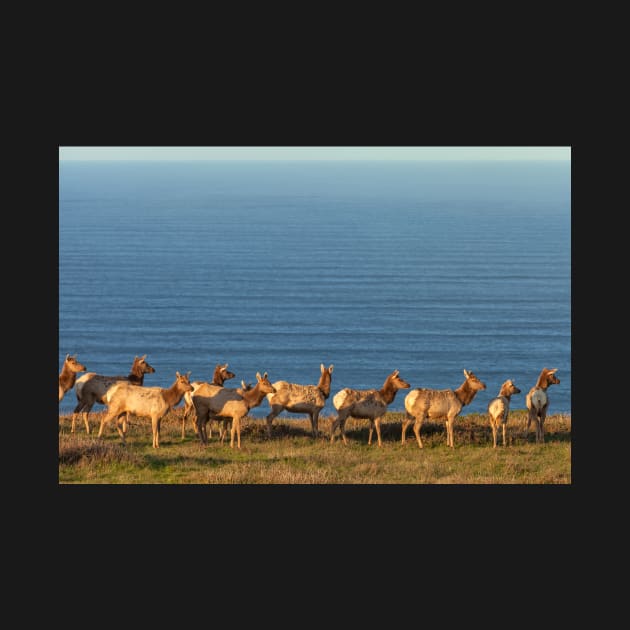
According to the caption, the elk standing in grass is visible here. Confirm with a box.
[330,370,410,447]
[180,363,236,439]
[193,372,276,449]
[525,367,560,443]
[266,363,334,438]
[210,380,254,443]
[71,355,156,434]
[402,369,487,448]
[59,354,86,402]
[487,379,521,448]
[100,371,193,448]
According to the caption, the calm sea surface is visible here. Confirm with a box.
[58,160,571,418]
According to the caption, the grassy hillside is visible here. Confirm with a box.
[58,409,571,484]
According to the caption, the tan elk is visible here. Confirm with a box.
[212,380,253,442]
[487,379,521,447]
[59,354,86,402]
[525,367,560,443]
[100,371,193,448]
[180,363,236,439]
[402,370,487,448]
[330,370,410,447]
[266,363,334,437]
[71,355,156,434]
[193,372,276,449]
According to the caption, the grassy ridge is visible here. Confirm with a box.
[58,409,571,484]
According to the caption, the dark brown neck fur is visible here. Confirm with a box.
[128,360,148,385]
[454,379,479,406]
[59,364,78,391]
[317,370,332,398]
[212,366,232,386]
[162,381,188,407]
[242,384,268,410]
[380,376,401,405]
[534,372,552,390]
[127,371,145,385]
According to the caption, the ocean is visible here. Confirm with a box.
[58,159,571,419]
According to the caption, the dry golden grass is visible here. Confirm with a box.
[58,408,571,484]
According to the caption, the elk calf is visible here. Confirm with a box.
[525,367,560,443]
[100,371,193,448]
[59,354,86,402]
[402,370,486,448]
[193,372,276,449]
[266,363,334,437]
[330,370,410,447]
[487,379,521,447]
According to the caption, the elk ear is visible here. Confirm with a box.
[263,372,268,379]
[224,363,228,369]
[329,365,334,373]
[464,369,470,378]
[549,368,558,373]
[241,380,247,388]
[176,371,181,378]
[141,354,147,360]
[65,353,70,360]
[256,372,262,381]
[392,369,399,377]
[186,371,191,378]
[321,363,325,373]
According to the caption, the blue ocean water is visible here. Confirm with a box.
[58,160,571,419]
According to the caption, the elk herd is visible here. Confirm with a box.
[59,354,562,450]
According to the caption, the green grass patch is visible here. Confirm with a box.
[58,409,571,484]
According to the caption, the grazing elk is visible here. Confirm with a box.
[100,371,193,448]
[71,355,156,434]
[525,368,560,443]
[266,363,334,438]
[487,379,521,448]
[180,363,236,439]
[59,354,86,402]
[330,370,410,447]
[193,372,276,449]
[402,370,486,448]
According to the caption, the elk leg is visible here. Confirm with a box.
[401,414,413,444]
[82,411,91,435]
[374,417,383,447]
[330,417,340,443]
[340,418,348,445]
[230,417,241,449]
[116,414,126,444]
[98,410,115,438]
[151,416,162,448]
[502,424,507,447]
[368,420,374,445]
[71,401,85,434]
[412,418,424,449]
[196,411,207,445]
[266,405,282,437]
